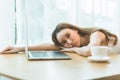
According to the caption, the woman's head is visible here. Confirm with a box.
[52,23,86,48]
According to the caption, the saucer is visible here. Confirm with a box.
[88,56,110,62]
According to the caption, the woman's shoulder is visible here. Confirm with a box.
[90,31,106,39]
[89,31,106,45]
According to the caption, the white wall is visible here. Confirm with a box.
[0,0,15,50]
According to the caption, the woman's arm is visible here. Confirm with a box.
[0,43,60,54]
[27,43,60,51]
[62,31,106,56]
[83,31,106,56]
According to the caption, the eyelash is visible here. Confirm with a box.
[66,33,70,38]
[62,41,66,45]
[62,33,70,45]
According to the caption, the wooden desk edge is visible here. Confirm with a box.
[94,74,120,80]
[0,72,22,80]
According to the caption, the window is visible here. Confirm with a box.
[1,0,119,48]
[16,0,74,45]
[16,0,120,46]
[0,0,15,49]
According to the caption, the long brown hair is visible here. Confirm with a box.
[52,23,118,47]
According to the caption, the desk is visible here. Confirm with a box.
[0,52,120,80]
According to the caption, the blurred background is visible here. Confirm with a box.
[0,0,120,50]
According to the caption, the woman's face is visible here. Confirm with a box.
[56,29,81,48]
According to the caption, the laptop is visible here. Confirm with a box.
[24,17,71,61]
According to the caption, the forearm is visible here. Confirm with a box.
[18,43,61,52]
[62,46,91,57]
[74,46,91,57]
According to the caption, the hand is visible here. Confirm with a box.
[62,47,85,54]
[0,46,21,54]
[61,46,91,56]
[74,47,91,56]
[61,47,77,52]
[61,47,85,54]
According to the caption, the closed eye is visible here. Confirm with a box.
[62,40,67,45]
[66,33,70,38]
[61,33,70,46]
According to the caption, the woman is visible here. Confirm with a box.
[0,23,118,56]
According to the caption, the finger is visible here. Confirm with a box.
[64,48,74,51]
[61,49,68,51]
[61,49,71,51]
[1,50,17,54]
[62,49,70,51]
[1,51,12,54]
[0,52,2,54]
[60,47,65,49]
[1,47,11,53]
[61,50,70,52]
[61,49,74,52]
[0,49,10,54]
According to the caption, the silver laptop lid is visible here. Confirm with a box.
[24,15,29,59]
[24,0,29,58]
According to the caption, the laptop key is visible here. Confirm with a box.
[31,51,48,57]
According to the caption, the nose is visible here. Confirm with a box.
[66,39,72,44]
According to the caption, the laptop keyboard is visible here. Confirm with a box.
[52,52,68,57]
[30,51,48,57]
[30,51,69,58]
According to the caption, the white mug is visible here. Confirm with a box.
[90,46,109,59]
